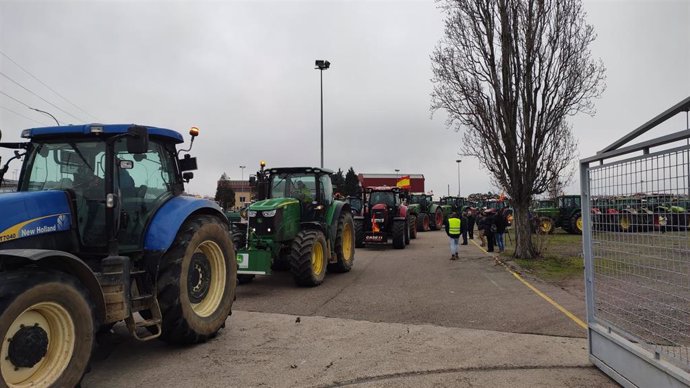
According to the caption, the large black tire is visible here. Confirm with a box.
[232,227,255,285]
[417,213,430,232]
[570,212,583,235]
[537,216,555,234]
[392,219,406,249]
[156,215,236,344]
[0,270,94,387]
[404,217,410,245]
[409,215,417,239]
[429,208,443,231]
[290,229,328,286]
[354,218,365,248]
[328,212,356,273]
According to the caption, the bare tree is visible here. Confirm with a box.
[431,0,605,258]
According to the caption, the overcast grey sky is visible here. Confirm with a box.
[0,0,688,197]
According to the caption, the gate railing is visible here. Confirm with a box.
[581,96,690,387]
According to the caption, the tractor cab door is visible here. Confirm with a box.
[115,139,177,252]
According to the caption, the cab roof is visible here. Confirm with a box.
[268,167,334,175]
[22,124,184,144]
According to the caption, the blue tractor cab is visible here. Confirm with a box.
[0,124,236,387]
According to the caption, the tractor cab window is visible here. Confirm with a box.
[319,175,332,205]
[271,173,317,204]
[22,141,107,247]
[369,192,396,207]
[115,139,176,251]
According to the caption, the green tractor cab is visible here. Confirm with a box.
[406,193,444,231]
[531,195,582,234]
[233,164,355,287]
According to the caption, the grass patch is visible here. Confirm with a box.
[499,229,584,283]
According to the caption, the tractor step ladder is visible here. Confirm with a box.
[124,269,163,341]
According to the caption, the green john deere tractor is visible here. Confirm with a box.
[232,163,355,287]
[531,195,583,234]
[406,193,444,231]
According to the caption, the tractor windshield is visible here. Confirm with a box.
[271,173,317,203]
[369,191,396,207]
[22,141,105,196]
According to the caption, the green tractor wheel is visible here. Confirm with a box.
[328,212,356,273]
[0,270,94,388]
[290,230,328,286]
[409,215,417,239]
[618,214,633,232]
[354,219,365,248]
[538,217,555,234]
[392,220,406,249]
[156,215,236,344]
[570,212,583,235]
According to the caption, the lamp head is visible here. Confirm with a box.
[315,60,331,70]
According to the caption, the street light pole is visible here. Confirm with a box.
[456,159,462,196]
[29,107,59,125]
[240,165,246,209]
[315,60,330,168]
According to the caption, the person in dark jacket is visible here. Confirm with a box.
[466,207,476,239]
[444,212,462,260]
[484,209,497,252]
[460,209,469,245]
[495,211,508,253]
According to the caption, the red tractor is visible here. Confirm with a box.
[354,186,414,249]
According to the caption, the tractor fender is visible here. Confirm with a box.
[327,201,351,244]
[398,205,408,218]
[393,217,406,221]
[0,249,106,323]
[144,196,226,252]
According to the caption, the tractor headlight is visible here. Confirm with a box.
[247,210,257,218]
[262,210,277,217]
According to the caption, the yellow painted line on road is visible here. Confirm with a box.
[470,239,587,330]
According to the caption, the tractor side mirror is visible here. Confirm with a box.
[127,126,149,154]
[182,172,194,182]
[178,154,198,171]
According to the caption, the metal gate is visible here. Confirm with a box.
[581,97,690,387]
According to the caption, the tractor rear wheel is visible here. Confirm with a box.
[409,215,417,239]
[354,218,365,248]
[290,230,328,286]
[328,212,355,273]
[618,214,633,232]
[417,213,430,232]
[404,217,410,245]
[570,212,583,235]
[0,270,94,388]
[156,215,236,344]
[430,208,443,230]
[392,220,406,249]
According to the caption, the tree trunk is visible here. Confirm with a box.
[512,203,536,259]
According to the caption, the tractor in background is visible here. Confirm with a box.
[232,162,355,287]
[0,124,236,387]
[406,193,444,232]
[531,195,583,234]
[354,186,413,249]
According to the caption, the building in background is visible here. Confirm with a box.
[358,173,425,193]
[216,178,252,210]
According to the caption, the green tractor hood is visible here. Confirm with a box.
[249,198,300,211]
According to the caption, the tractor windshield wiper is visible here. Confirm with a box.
[67,142,93,171]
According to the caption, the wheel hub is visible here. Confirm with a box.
[188,252,212,304]
[7,324,48,369]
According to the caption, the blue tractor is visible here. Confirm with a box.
[0,124,237,387]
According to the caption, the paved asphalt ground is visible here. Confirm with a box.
[84,229,617,387]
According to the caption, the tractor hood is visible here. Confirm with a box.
[0,191,72,244]
[249,198,300,211]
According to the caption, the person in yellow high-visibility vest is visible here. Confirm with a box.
[444,212,462,260]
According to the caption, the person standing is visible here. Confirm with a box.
[466,207,476,239]
[484,209,497,253]
[476,209,487,247]
[460,208,469,245]
[495,210,508,253]
[444,212,462,260]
